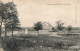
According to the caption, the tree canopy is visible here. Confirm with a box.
[56,20,64,31]
[34,21,43,31]
[0,1,20,37]
[4,2,20,29]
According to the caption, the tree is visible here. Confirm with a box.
[67,25,72,34]
[34,21,43,34]
[0,1,6,37]
[4,2,20,37]
[52,27,54,32]
[56,20,64,34]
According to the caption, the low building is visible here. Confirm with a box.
[27,22,54,35]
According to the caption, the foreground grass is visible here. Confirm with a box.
[1,34,80,51]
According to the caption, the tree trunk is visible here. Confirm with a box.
[68,31,69,34]
[58,31,59,34]
[5,26,7,38]
[57,30,59,34]
[0,25,1,37]
[38,31,39,35]
[12,26,13,37]
[0,22,2,37]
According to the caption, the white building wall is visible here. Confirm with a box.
[39,30,51,34]
[27,31,38,36]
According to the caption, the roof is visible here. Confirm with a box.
[42,22,53,27]
[27,27,35,31]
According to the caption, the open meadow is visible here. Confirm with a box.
[1,33,80,51]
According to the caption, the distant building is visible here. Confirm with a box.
[39,22,53,34]
[42,22,53,31]
[27,22,54,35]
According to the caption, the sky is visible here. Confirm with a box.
[1,0,80,27]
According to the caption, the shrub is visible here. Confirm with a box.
[43,41,54,47]
[52,41,64,49]
[20,40,35,47]
[2,37,36,51]
[2,38,20,51]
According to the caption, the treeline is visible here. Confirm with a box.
[34,20,72,34]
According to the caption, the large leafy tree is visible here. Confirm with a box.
[0,1,20,37]
[4,2,20,37]
[56,20,64,34]
[34,21,43,34]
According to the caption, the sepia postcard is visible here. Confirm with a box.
[0,0,80,51]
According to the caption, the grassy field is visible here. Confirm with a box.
[1,34,80,51]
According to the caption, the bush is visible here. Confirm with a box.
[20,40,35,47]
[43,41,54,47]
[52,41,64,49]
[2,38,20,51]
[2,37,36,51]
